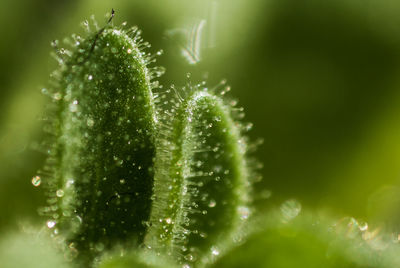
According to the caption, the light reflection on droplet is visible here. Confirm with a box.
[156,49,164,56]
[211,246,220,256]
[87,118,94,127]
[238,206,250,220]
[208,199,216,208]
[69,100,78,112]
[280,199,301,223]
[47,220,56,229]
[359,221,368,232]
[56,189,64,197]
[52,92,62,101]
[32,176,41,187]
[66,179,74,188]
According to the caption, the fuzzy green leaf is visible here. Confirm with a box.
[40,23,160,265]
[146,89,251,266]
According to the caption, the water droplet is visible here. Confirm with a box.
[56,189,64,197]
[66,179,74,188]
[211,246,220,256]
[120,179,126,184]
[75,215,83,223]
[47,220,56,229]
[156,49,164,56]
[52,92,62,101]
[238,206,250,220]
[280,199,301,222]
[127,48,132,54]
[113,156,123,166]
[107,73,115,80]
[244,122,253,131]
[32,176,41,187]
[88,75,93,80]
[86,118,94,127]
[165,218,172,224]
[230,100,238,106]
[95,243,105,252]
[359,221,368,232]
[69,100,78,112]
[259,190,272,199]
[208,200,216,208]
[199,232,207,238]
[184,253,196,262]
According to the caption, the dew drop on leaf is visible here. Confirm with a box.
[237,206,250,220]
[56,189,64,197]
[95,242,105,252]
[66,179,74,188]
[69,100,78,112]
[359,221,368,232]
[211,246,220,256]
[86,118,94,127]
[208,199,216,208]
[280,199,302,222]
[52,92,62,101]
[46,220,56,229]
[31,176,41,187]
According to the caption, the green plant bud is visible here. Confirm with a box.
[39,18,163,265]
[146,88,253,266]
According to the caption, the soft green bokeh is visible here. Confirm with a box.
[0,228,68,268]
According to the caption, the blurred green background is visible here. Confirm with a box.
[2,0,400,234]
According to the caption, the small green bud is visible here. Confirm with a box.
[146,88,252,266]
[40,19,161,265]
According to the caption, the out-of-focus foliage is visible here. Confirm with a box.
[211,211,400,268]
[0,227,68,268]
